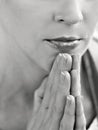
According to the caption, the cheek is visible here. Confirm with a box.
[9,2,56,56]
[82,2,98,36]
[12,2,54,39]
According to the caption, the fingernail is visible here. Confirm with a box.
[60,71,70,86]
[66,95,74,106]
[60,71,66,83]
[62,54,71,71]
[65,95,75,115]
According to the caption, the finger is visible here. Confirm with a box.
[43,54,72,125]
[60,95,75,130]
[75,96,86,130]
[50,53,72,105]
[59,53,72,72]
[33,77,47,112]
[71,69,81,97]
[40,53,60,109]
[49,72,70,130]
[41,53,72,110]
[72,55,80,70]
[52,71,71,120]
[50,53,72,101]
[49,53,72,95]
[47,54,72,114]
[28,81,48,130]
[71,54,81,97]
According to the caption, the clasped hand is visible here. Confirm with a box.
[27,54,86,130]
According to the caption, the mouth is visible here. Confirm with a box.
[43,36,84,53]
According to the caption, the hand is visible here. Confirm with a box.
[60,55,86,130]
[27,54,86,130]
[27,53,72,130]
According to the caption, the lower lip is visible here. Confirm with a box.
[46,40,82,53]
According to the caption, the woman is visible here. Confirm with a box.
[0,0,98,130]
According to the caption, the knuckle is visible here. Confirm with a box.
[60,121,73,130]
[80,123,86,129]
[58,71,70,94]
[53,103,63,116]
[66,110,75,117]
[34,88,43,99]
[76,125,86,130]
[76,119,86,130]
[82,117,86,128]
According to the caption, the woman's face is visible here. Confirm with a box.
[2,0,98,72]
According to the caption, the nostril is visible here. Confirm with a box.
[53,6,83,25]
[54,14,65,23]
[54,13,83,25]
[58,19,65,22]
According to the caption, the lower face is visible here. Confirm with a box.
[0,1,98,129]
[2,0,98,72]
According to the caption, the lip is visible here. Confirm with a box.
[43,36,84,53]
[46,36,82,42]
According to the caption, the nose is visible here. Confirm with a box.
[54,0,83,25]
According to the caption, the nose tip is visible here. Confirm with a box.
[54,12,83,25]
[54,1,83,25]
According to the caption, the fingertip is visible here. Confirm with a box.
[57,53,72,71]
[65,95,75,116]
[67,95,75,102]
[61,95,75,130]
[63,53,72,71]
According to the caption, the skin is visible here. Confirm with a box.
[27,54,86,130]
[0,0,98,129]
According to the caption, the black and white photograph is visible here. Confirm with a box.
[0,0,98,130]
